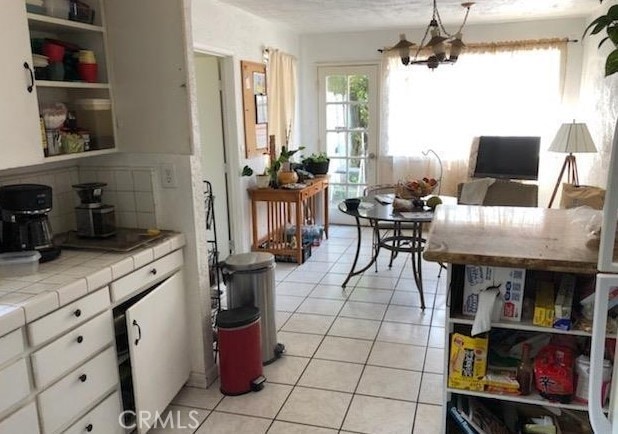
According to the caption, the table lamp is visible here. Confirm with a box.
[547,121,597,208]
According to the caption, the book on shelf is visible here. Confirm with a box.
[448,401,479,434]
[456,396,513,434]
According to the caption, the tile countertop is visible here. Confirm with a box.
[0,232,186,337]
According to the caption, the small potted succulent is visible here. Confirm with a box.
[302,152,330,176]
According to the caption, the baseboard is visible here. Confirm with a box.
[186,367,219,388]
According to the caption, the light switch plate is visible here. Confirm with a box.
[161,164,177,188]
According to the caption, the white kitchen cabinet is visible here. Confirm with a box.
[0,0,46,170]
[0,358,30,415]
[105,0,193,155]
[37,347,118,433]
[124,272,190,434]
[0,403,40,434]
[0,0,117,171]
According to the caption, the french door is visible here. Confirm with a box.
[318,65,379,224]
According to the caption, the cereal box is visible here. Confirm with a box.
[463,265,526,321]
[448,333,488,392]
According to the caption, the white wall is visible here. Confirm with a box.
[578,0,618,189]
[190,0,301,253]
[299,18,588,156]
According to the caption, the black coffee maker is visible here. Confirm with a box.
[0,184,61,262]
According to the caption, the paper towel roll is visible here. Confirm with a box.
[471,288,500,336]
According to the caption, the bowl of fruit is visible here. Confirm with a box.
[396,177,438,200]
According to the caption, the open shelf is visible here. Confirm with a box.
[44,148,116,161]
[36,81,110,89]
[449,314,597,337]
[447,388,608,413]
[27,13,104,33]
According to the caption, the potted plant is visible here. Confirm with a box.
[241,165,270,188]
[302,152,330,176]
[583,2,618,77]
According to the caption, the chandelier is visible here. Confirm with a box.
[386,1,474,69]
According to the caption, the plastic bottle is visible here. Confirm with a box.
[517,343,533,395]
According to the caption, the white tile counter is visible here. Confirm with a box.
[0,233,185,336]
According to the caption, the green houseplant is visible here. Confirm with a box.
[302,152,330,176]
[583,2,618,77]
[241,145,305,188]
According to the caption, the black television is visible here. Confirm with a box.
[473,136,541,180]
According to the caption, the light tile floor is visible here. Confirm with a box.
[167,225,446,434]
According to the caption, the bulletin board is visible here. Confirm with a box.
[241,60,268,158]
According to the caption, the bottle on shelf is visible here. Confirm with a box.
[517,343,534,395]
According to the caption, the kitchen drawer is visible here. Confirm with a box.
[111,249,183,302]
[0,402,40,434]
[31,311,114,388]
[28,287,110,347]
[0,358,30,414]
[0,328,24,366]
[64,391,123,434]
[38,347,118,434]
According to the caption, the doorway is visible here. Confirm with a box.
[194,53,232,260]
[318,65,379,224]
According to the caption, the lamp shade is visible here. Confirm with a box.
[548,122,597,153]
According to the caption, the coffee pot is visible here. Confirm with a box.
[73,182,116,238]
[0,184,61,262]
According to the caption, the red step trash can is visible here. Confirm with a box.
[216,306,265,395]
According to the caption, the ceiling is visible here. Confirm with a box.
[217,0,600,34]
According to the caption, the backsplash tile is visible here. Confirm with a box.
[0,165,158,237]
[78,166,157,229]
[0,166,78,234]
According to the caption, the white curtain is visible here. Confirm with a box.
[380,41,567,202]
[267,49,297,150]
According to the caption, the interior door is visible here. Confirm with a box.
[318,65,379,224]
[126,272,190,434]
[195,54,232,259]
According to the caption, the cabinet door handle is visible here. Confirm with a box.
[86,424,93,432]
[23,62,34,93]
[74,309,82,317]
[76,335,84,344]
[150,268,157,275]
[79,374,87,382]
[133,319,142,346]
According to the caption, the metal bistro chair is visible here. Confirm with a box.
[363,184,409,272]
[363,183,446,279]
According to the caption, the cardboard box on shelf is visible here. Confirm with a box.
[448,333,488,392]
[463,265,526,321]
[533,281,555,327]
[553,274,575,330]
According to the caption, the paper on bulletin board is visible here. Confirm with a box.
[256,124,267,148]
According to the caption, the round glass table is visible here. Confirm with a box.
[338,194,454,309]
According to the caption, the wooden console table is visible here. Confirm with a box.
[248,178,329,264]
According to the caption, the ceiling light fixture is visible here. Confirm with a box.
[385,0,474,70]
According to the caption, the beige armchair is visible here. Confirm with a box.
[457,179,538,207]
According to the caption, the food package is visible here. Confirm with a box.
[553,274,575,330]
[463,265,526,321]
[533,344,575,403]
[448,333,488,391]
[484,369,520,395]
[533,281,555,327]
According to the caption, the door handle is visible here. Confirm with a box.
[24,62,34,93]
[133,319,142,346]
[368,152,376,160]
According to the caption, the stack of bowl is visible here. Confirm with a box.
[78,50,97,83]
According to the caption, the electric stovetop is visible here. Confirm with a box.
[56,228,166,252]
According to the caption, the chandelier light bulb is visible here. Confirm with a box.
[381,1,474,69]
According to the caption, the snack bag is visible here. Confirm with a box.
[448,333,488,391]
[533,344,575,403]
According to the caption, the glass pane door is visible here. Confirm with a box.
[318,65,378,224]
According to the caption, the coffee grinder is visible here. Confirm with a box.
[73,183,116,238]
[0,184,61,262]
